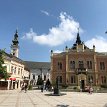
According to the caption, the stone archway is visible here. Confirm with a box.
[78,74,86,91]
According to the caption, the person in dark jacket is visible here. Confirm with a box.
[24,83,28,93]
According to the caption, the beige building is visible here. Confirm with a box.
[51,31,107,91]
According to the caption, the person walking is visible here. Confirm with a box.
[41,84,44,92]
[24,83,28,93]
[89,86,93,94]
[21,84,24,91]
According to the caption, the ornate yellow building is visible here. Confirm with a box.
[51,31,107,91]
[0,30,30,90]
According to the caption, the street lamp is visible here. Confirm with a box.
[89,78,93,93]
[90,78,92,88]
[80,79,82,92]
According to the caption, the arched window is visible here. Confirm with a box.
[101,76,104,84]
[70,61,75,69]
[58,62,62,70]
[100,62,105,70]
[104,76,106,83]
[101,76,106,84]
[88,75,93,83]
[79,61,84,68]
[87,61,92,69]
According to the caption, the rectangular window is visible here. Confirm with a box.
[14,67,16,74]
[70,61,75,69]
[88,75,93,83]
[11,66,14,74]
[79,61,84,69]
[21,69,22,75]
[18,68,20,75]
[87,61,92,69]
[100,62,105,70]
[101,76,106,84]
[58,62,62,70]
[71,76,76,84]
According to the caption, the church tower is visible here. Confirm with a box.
[11,30,19,57]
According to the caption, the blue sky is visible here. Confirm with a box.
[0,0,107,62]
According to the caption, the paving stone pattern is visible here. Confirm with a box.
[0,90,107,107]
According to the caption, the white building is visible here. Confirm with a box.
[25,61,50,86]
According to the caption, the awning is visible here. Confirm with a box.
[9,78,16,81]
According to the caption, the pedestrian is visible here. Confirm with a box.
[24,83,28,93]
[51,86,54,92]
[89,86,93,94]
[88,86,90,94]
[41,85,44,92]
[21,84,24,91]
[90,87,93,94]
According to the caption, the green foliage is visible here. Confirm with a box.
[28,85,33,90]
[52,80,56,87]
[36,77,43,85]
[73,87,77,90]
[0,50,9,80]
[61,84,68,89]
[101,85,107,88]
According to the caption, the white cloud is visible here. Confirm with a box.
[85,36,107,52]
[22,12,82,47]
[54,50,63,53]
[41,10,49,16]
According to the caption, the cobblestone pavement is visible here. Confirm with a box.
[0,90,107,107]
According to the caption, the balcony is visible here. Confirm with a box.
[76,68,87,75]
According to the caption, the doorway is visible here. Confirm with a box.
[81,80,85,91]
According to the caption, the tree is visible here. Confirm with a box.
[36,76,43,86]
[0,50,9,80]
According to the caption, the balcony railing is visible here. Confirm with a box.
[76,68,87,75]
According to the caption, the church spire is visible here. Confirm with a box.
[76,28,82,44]
[11,30,19,57]
[12,29,19,46]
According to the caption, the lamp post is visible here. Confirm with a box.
[90,78,92,88]
[96,79,98,93]
[80,79,82,92]
[89,78,93,93]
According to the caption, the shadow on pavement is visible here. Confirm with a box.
[45,93,66,96]
[56,104,69,107]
